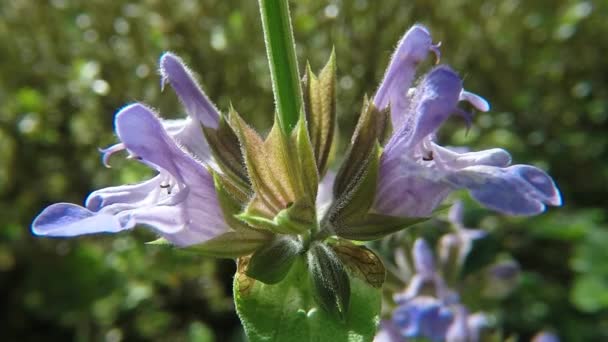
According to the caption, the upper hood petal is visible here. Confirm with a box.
[374,25,439,130]
[160,52,220,129]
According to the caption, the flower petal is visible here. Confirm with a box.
[374,25,438,130]
[162,117,213,163]
[115,104,206,181]
[413,238,436,275]
[433,144,512,168]
[448,201,465,225]
[392,296,454,341]
[374,320,403,342]
[384,66,463,155]
[32,203,134,237]
[160,52,220,129]
[85,176,160,212]
[316,171,336,219]
[446,164,562,215]
[373,154,452,217]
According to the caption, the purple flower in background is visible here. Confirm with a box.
[439,201,487,267]
[392,296,454,342]
[371,25,562,218]
[32,54,230,247]
[378,238,491,342]
[532,331,560,342]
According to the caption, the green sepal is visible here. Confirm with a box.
[203,110,251,193]
[230,108,295,217]
[302,50,337,176]
[330,142,381,226]
[145,230,272,259]
[212,170,251,232]
[245,236,302,284]
[236,196,315,235]
[307,242,351,321]
[332,96,389,200]
[334,213,428,241]
[230,109,318,233]
[291,111,319,211]
[274,200,317,234]
[187,230,273,258]
[234,256,381,342]
[329,239,386,288]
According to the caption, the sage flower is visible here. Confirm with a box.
[378,238,489,342]
[32,54,231,247]
[532,331,560,342]
[371,25,562,217]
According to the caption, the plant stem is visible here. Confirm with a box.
[258,0,303,134]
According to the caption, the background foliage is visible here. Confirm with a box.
[0,0,606,340]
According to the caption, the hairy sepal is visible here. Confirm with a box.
[203,112,251,193]
[231,109,318,234]
[245,236,302,284]
[329,239,386,288]
[333,96,389,201]
[302,50,337,176]
[307,241,351,321]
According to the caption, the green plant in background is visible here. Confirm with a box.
[2,0,607,341]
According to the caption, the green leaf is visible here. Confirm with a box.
[307,242,350,321]
[330,240,386,289]
[246,236,302,284]
[258,0,303,134]
[235,256,381,342]
[303,50,337,176]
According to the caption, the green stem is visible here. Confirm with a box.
[258,0,303,134]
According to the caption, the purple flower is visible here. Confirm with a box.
[32,54,230,247]
[439,201,488,267]
[379,238,491,342]
[371,26,562,217]
[392,296,454,342]
[532,331,560,342]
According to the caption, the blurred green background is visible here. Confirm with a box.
[0,0,606,341]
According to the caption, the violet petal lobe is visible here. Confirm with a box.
[32,203,134,237]
[160,52,220,129]
[384,65,463,155]
[392,296,454,342]
[374,24,438,130]
[445,164,562,216]
[413,238,436,276]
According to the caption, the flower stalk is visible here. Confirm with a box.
[258,0,303,134]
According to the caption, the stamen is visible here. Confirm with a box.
[430,42,442,64]
[100,143,126,168]
[459,90,490,112]
[455,108,474,132]
[160,182,172,195]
